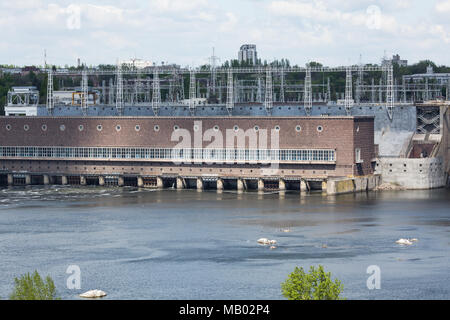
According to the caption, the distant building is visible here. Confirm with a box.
[4,86,40,116]
[382,54,408,67]
[120,58,153,69]
[1,68,22,75]
[21,66,41,75]
[238,44,258,65]
[403,65,450,85]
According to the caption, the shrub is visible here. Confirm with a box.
[281,265,344,300]
[9,270,60,300]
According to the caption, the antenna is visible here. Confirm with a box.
[208,47,220,96]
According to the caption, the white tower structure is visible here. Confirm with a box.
[304,66,312,115]
[326,77,331,102]
[226,68,234,115]
[209,47,219,96]
[345,67,353,115]
[46,69,54,114]
[280,68,285,103]
[189,69,196,115]
[152,68,161,115]
[115,63,124,115]
[264,67,273,115]
[81,70,88,115]
[257,76,262,103]
[386,64,394,120]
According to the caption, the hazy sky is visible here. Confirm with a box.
[1,0,449,67]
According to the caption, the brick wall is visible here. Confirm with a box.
[0,116,375,178]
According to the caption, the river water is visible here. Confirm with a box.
[0,186,448,300]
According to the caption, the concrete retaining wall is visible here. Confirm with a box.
[375,157,445,189]
[326,175,381,195]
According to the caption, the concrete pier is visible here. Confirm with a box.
[61,175,68,185]
[237,178,245,191]
[99,176,105,186]
[157,177,164,188]
[80,176,86,186]
[137,176,144,188]
[257,179,265,191]
[7,174,13,186]
[176,177,185,189]
[279,178,286,191]
[196,178,203,190]
[43,174,50,185]
[25,174,31,185]
[300,179,308,192]
[216,178,224,191]
[118,176,124,187]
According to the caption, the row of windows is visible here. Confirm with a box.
[0,146,336,162]
[4,124,326,133]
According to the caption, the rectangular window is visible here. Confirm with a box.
[355,148,363,163]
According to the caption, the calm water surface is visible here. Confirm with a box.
[0,186,448,300]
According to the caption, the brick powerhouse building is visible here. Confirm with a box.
[0,116,375,189]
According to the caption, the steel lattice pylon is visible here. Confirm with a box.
[152,68,161,115]
[264,68,273,115]
[280,67,285,103]
[345,67,353,115]
[115,63,124,115]
[226,68,234,115]
[46,69,54,115]
[189,70,196,116]
[304,66,312,115]
[326,77,331,102]
[81,70,88,115]
[386,64,394,120]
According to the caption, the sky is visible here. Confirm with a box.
[0,0,449,68]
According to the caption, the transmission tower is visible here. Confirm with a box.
[304,66,312,115]
[264,67,273,115]
[326,77,331,102]
[209,47,220,96]
[447,80,450,101]
[46,69,54,115]
[115,63,124,115]
[379,78,383,103]
[152,68,161,115]
[386,64,394,120]
[345,67,353,115]
[226,68,234,115]
[257,76,262,103]
[109,78,114,105]
[81,70,88,115]
[402,77,407,103]
[280,67,285,103]
[189,70,196,115]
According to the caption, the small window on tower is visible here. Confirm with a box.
[355,148,363,164]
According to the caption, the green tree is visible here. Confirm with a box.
[281,265,344,300]
[9,270,60,300]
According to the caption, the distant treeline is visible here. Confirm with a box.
[1,59,449,115]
